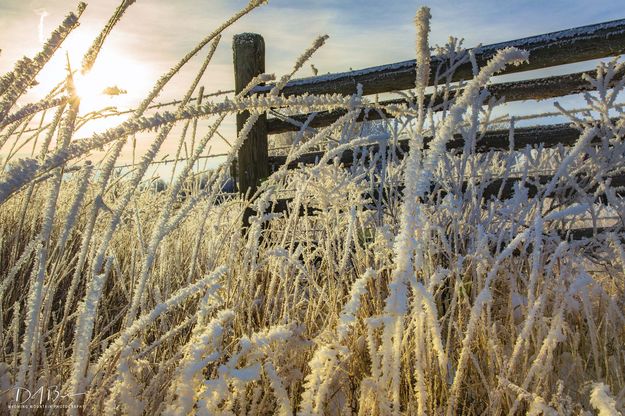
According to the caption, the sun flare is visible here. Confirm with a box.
[31,28,152,133]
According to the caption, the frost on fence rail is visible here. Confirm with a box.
[266,121,604,170]
[265,66,625,134]
[252,18,625,98]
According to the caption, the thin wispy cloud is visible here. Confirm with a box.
[34,8,48,43]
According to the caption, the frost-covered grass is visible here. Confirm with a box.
[1,2,625,415]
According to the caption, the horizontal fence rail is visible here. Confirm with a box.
[259,173,625,217]
[254,18,625,98]
[268,121,592,171]
[267,67,624,134]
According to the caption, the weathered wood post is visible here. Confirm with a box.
[233,33,269,197]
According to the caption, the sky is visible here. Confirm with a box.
[0,0,622,174]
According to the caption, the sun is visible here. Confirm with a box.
[31,27,153,134]
[74,53,132,112]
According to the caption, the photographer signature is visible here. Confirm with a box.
[11,386,85,406]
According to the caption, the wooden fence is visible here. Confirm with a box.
[231,19,625,236]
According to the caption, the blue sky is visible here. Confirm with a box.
[0,0,622,169]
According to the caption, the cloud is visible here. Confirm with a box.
[33,8,48,43]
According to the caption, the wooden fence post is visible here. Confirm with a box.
[233,33,269,197]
